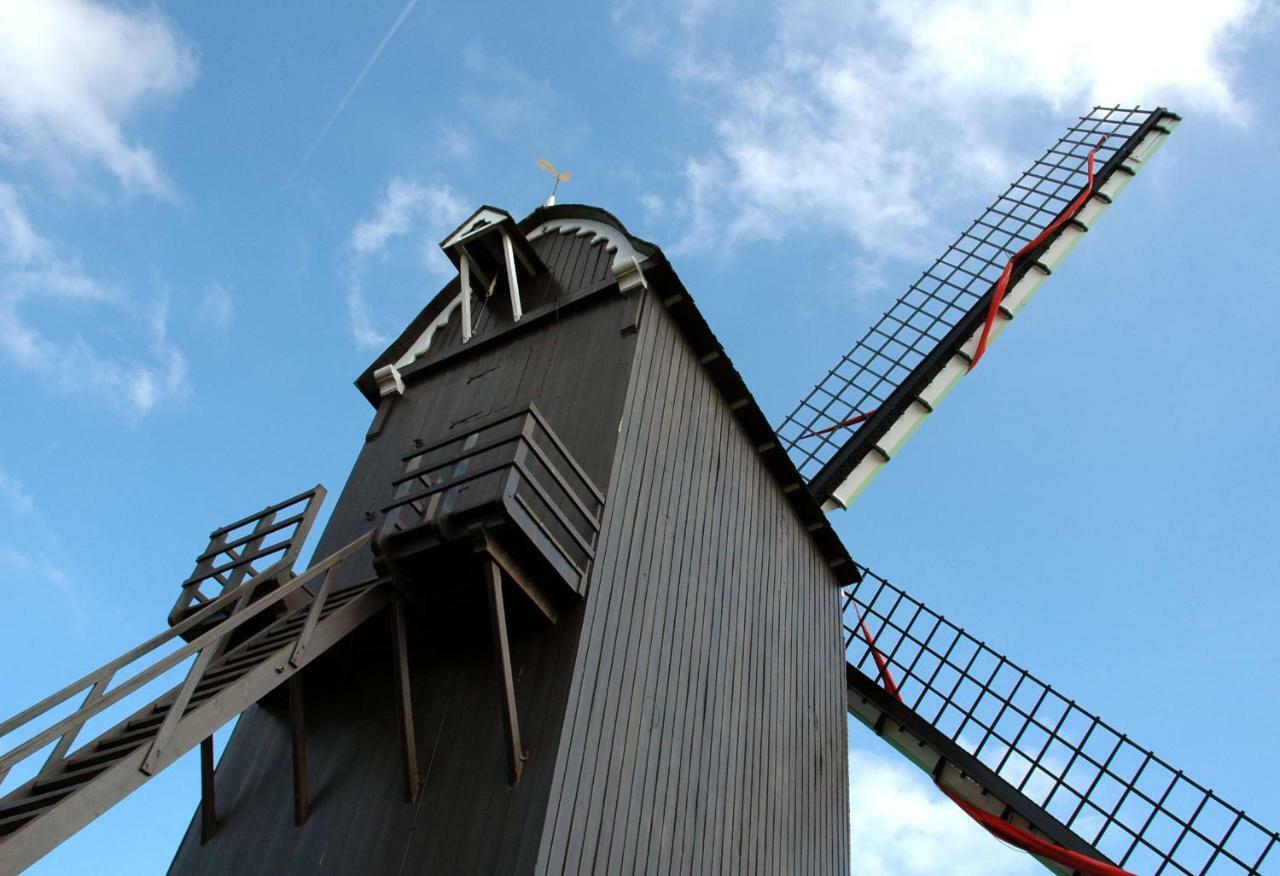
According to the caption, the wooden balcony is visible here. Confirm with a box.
[375,404,604,605]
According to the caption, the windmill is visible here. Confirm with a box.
[0,105,1275,875]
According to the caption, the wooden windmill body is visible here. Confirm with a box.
[164,204,853,874]
[2,106,1278,876]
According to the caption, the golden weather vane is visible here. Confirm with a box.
[537,158,571,205]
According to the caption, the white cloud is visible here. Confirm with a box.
[0,543,87,630]
[437,124,475,163]
[0,182,50,262]
[345,177,470,349]
[0,183,190,417]
[881,0,1257,123]
[0,467,88,630]
[849,742,1040,876]
[0,0,197,198]
[620,0,1262,266]
[197,281,234,330]
[461,47,561,139]
[0,463,35,516]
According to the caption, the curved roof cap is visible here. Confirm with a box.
[517,203,659,271]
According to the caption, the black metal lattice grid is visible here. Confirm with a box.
[844,567,1280,875]
[779,106,1160,483]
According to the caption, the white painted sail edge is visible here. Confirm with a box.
[822,119,1179,513]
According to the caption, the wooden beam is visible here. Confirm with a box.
[199,736,216,843]
[460,253,473,343]
[483,558,525,785]
[390,594,423,803]
[288,675,308,825]
[482,535,558,624]
[502,231,523,322]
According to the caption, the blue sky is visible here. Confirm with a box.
[0,1,1276,873]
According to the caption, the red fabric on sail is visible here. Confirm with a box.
[850,598,1135,876]
[970,136,1106,370]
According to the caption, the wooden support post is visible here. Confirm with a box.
[502,231,523,322]
[483,557,525,785]
[390,594,423,802]
[200,736,217,843]
[460,254,473,343]
[289,675,308,825]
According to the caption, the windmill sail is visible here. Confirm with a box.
[845,565,1279,875]
[778,106,1179,510]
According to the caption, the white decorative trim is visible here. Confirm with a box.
[373,363,405,397]
[527,217,647,277]
[441,207,511,250]
[392,290,467,370]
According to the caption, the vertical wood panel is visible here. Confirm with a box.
[538,291,848,875]
[168,224,848,876]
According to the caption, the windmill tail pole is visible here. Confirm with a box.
[848,599,1137,876]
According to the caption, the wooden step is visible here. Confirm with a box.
[0,785,73,821]
[62,742,134,773]
[31,761,109,795]
[94,725,159,753]
[0,807,41,838]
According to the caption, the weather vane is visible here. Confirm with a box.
[537,157,571,206]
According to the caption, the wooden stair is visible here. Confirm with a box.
[0,534,385,874]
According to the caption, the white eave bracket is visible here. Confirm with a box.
[373,363,405,397]
[614,256,648,294]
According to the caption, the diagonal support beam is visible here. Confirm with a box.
[389,594,423,803]
[289,675,308,826]
[483,558,525,785]
[200,737,217,843]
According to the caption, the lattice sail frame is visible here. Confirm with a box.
[845,567,1280,876]
[779,106,1179,509]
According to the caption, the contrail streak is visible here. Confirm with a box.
[286,0,421,186]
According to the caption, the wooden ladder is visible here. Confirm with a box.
[0,533,389,874]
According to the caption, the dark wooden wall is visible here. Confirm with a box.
[169,234,643,875]
[168,219,848,874]
[534,290,849,875]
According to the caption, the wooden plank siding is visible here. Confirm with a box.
[169,231,643,875]
[167,207,849,875]
[535,288,849,875]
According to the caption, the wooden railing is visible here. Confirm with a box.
[168,486,326,627]
[0,532,372,793]
[381,404,604,590]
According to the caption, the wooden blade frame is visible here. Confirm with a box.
[844,565,1279,875]
[778,106,1180,510]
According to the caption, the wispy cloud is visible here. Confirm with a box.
[196,281,235,331]
[849,741,1040,875]
[460,47,561,140]
[344,176,469,349]
[287,0,422,186]
[616,0,1263,267]
[0,0,197,199]
[0,183,190,418]
[0,463,35,516]
[0,463,88,630]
